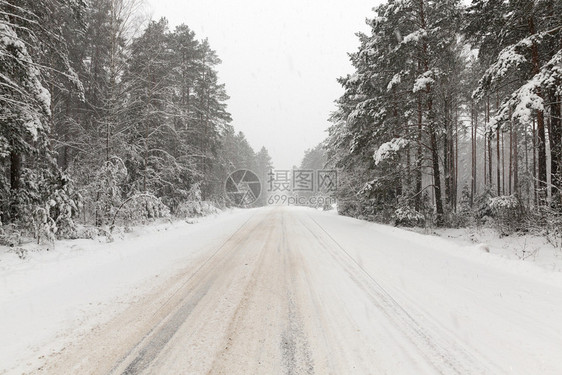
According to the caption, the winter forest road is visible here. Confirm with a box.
[35,207,562,375]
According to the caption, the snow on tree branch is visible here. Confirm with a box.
[413,69,437,93]
[473,31,554,100]
[490,50,562,129]
[0,21,51,139]
[374,137,408,165]
[387,73,402,91]
[401,29,427,45]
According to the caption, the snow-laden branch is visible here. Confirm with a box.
[413,69,439,93]
[473,28,561,100]
[490,49,562,129]
[374,137,408,165]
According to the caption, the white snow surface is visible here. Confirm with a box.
[0,209,254,374]
[2,206,562,374]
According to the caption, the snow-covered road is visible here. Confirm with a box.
[2,207,562,374]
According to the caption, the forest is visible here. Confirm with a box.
[325,0,561,234]
[0,0,273,242]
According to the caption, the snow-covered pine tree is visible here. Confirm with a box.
[191,39,232,200]
[468,0,562,205]
[0,0,85,228]
[327,0,465,225]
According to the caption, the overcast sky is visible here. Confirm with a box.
[147,0,381,169]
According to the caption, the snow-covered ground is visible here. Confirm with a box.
[409,225,562,273]
[1,206,562,374]
[0,209,254,375]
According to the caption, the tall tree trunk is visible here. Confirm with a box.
[454,102,459,210]
[471,101,476,205]
[487,97,493,192]
[443,99,451,206]
[524,121,529,205]
[509,111,513,195]
[532,118,537,205]
[497,126,501,196]
[416,98,423,211]
[60,91,71,170]
[529,15,547,202]
[419,0,443,224]
[9,148,22,221]
[488,132,493,193]
[549,92,561,192]
[429,121,444,224]
[513,118,519,197]
[484,118,487,187]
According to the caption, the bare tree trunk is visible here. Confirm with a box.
[525,121,529,205]
[529,15,547,202]
[454,103,459,210]
[419,0,443,224]
[533,118,537,206]
[487,97,493,192]
[488,132,493,193]
[471,101,476,205]
[513,117,519,197]
[470,102,474,204]
[509,111,513,195]
[444,98,451,206]
[9,148,22,221]
[416,102,423,211]
[501,131,505,195]
[497,126,501,196]
[484,118,487,187]
[549,93,561,193]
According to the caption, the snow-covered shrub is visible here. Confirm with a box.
[30,176,81,243]
[1,166,80,243]
[394,206,425,227]
[81,158,128,226]
[489,195,519,212]
[33,206,56,245]
[337,199,362,218]
[176,200,220,218]
[111,193,170,229]
[449,185,474,227]
[0,223,22,247]
[74,225,99,240]
[355,177,401,223]
[487,195,523,235]
[48,178,80,239]
[176,200,203,218]
[528,206,562,250]
[174,183,220,218]
[546,218,562,250]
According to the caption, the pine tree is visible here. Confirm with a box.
[0,0,85,224]
[468,0,562,204]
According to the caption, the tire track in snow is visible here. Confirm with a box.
[280,292,315,375]
[109,214,259,375]
[280,217,315,375]
[119,280,211,374]
[301,213,504,375]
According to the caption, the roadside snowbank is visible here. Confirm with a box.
[409,226,562,273]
